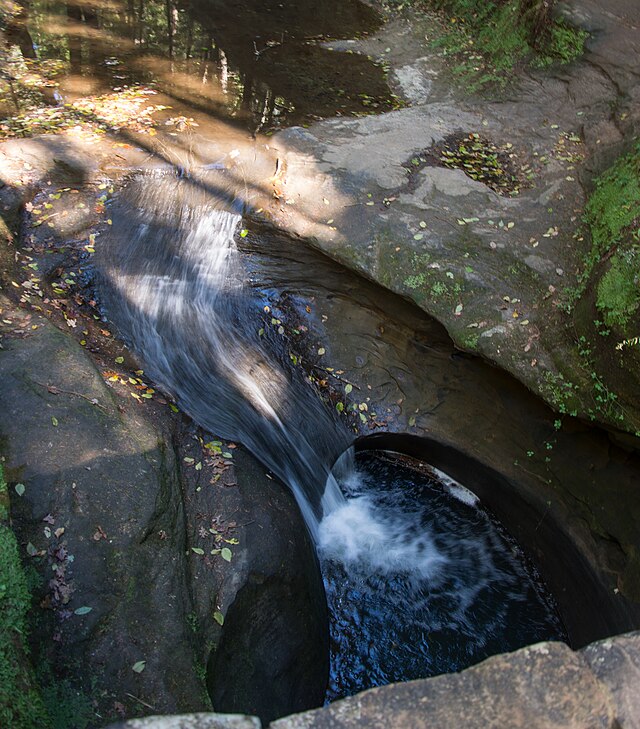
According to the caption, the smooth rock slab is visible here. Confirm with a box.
[0,312,204,716]
[271,642,615,729]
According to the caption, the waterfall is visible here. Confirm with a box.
[96,169,565,700]
[97,170,347,540]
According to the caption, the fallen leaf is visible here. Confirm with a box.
[132,661,146,673]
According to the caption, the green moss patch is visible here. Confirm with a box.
[424,0,588,90]
[0,465,52,729]
[596,253,640,329]
[584,142,640,332]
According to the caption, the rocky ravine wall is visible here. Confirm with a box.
[107,632,640,729]
[271,0,640,435]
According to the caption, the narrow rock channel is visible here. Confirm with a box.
[1,0,639,727]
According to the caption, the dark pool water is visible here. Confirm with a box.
[319,451,567,701]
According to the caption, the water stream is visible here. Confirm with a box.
[322,451,564,700]
[97,168,565,701]
[18,0,569,705]
[97,170,347,538]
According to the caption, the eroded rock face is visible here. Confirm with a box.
[240,226,640,643]
[207,496,328,724]
[271,0,640,436]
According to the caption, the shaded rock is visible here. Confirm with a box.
[0,313,205,720]
[206,454,328,725]
[271,641,615,729]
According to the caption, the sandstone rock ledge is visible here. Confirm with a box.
[108,632,640,729]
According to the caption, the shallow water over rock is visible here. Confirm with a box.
[13,0,396,132]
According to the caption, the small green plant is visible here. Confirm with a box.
[431,280,449,298]
[404,273,427,289]
[540,371,578,415]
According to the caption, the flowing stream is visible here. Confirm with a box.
[97,168,565,700]
[97,170,347,538]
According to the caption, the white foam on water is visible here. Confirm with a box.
[318,493,448,580]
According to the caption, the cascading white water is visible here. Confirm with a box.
[320,452,566,700]
[97,170,347,540]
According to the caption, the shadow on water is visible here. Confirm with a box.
[14,0,397,130]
